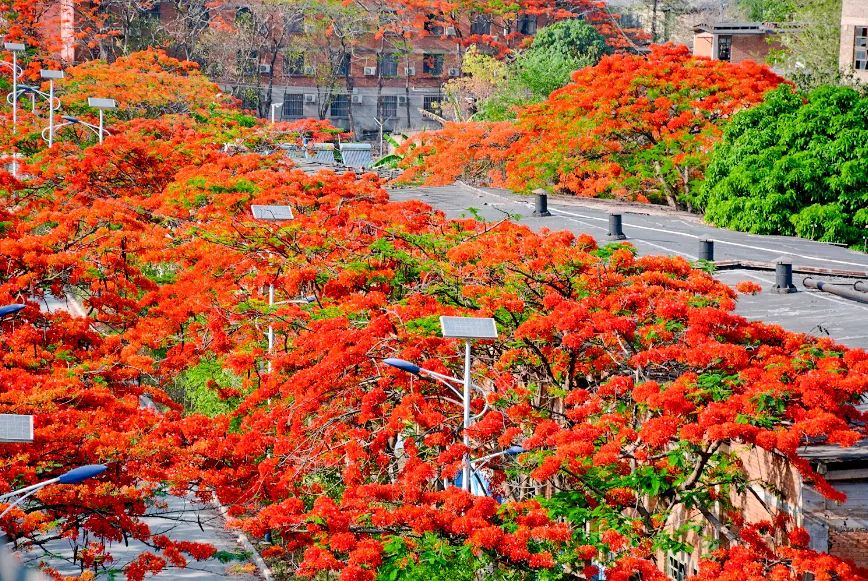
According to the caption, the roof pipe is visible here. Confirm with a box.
[803,278,868,305]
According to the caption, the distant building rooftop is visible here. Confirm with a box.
[693,21,797,35]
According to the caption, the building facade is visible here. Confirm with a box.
[153,1,551,138]
[840,0,868,82]
[692,22,785,64]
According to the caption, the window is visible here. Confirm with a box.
[717,35,732,61]
[424,14,444,36]
[282,94,304,118]
[422,53,444,76]
[856,27,868,70]
[286,13,304,33]
[237,49,258,75]
[470,14,491,36]
[379,95,398,119]
[379,53,399,77]
[330,94,350,118]
[423,95,440,114]
[518,14,536,35]
[141,4,160,20]
[667,554,688,581]
[333,52,351,76]
[284,51,304,75]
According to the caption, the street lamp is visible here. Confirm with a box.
[270,102,282,125]
[250,205,295,373]
[0,464,106,519]
[39,69,63,148]
[456,446,525,497]
[4,42,25,178]
[87,97,116,144]
[45,115,103,145]
[3,42,25,134]
[0,304,24,317]
[384,315,499,493]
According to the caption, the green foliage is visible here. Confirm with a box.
[472,20,609,121]
[175,357,243,416]
[697,85,868,246]
[738,0,794,21]
[771,0,844,90]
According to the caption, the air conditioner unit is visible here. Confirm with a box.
[304,94,317,104]
[363,66,377,76]
[258,63,272,74]
[397,95,407,106]
[352,94,363,104]
[404,66,415,76]
[448,67,460,77]
[444,26,457,36]
[303,65,316,75]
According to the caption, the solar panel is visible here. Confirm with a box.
[87,97,117,109]
[0,414,33,442]
[251,205,294,221]
[39,69,64,80]
[440,316,498,339]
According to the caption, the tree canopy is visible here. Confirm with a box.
[0,45,866,581]
[695,84,868,247]
[401,45,783,208]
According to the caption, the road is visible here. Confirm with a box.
[387,183,868,349]
[16,296,266,580]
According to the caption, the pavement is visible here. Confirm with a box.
[386,183,868,350]
[8,298,265,580]
[17,495,262,579]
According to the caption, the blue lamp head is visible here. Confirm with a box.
[61,115,79,123]
[0,304,25,317]
[383,358,421,375]
[503,446,525,456]
[57,464,106,484]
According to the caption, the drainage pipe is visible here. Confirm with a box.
[803,277,868,304]
[854,280,868,293]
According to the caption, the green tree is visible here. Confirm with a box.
[468,19,610,121]
[696,84,868,247]
[767,0,844,90]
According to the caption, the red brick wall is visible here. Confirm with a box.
[829,530,868,568]
[730,34,779,64]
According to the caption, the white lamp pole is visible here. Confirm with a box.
[87,97,116,144]
[40,69,64,148]
[4,42,25,178]
[4,42,24,133]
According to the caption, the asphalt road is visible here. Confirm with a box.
[387,183,868,349]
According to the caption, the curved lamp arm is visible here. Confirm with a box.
[0,464,106,519]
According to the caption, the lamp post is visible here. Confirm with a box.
[39,69,63,148]
[385,315,499,493]
[270,102,282,125]
[87,97,116,144]
[3,42,24,134]
[4,42,25,178]
[0,464,106,520]
[250,205,295,373]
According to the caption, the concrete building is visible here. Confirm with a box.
[150,1,553,138]
[840,0,868,82]
[692,22,786,64]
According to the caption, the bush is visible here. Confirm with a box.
[697,84,868,247]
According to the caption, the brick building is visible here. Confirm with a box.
[840,0,868,82]
[151,1,552,138]
[691,22,786,64]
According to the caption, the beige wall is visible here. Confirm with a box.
[693,33,714,59]
[840,0,868,82]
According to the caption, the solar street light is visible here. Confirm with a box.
[39,69,64,148]
[386,316,499,493]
